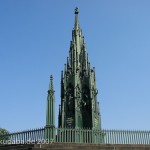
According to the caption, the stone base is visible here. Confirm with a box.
[1,143,150,150]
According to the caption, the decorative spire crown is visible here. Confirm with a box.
[74,7,80,30]
[48,75,54,92]
[74,7,79,14]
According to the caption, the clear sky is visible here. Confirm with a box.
[0,0,150,132]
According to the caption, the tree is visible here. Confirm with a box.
[0,128,9,142]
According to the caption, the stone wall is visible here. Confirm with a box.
[1,143,150,150]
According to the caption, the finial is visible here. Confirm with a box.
[61,70,63,76]
[74,7,79,14]
[50,75,53,84]
[50,75,53,80]
[49,74,54,91]
[64,64,67,72]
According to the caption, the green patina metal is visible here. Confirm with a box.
[45,7,103,143]
[1,128,150,144]
[45,75,55,141]
[58,7,101,130]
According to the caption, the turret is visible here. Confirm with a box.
[45,75,55,141]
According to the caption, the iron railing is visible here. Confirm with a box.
[103,129,150,144]
[0,128,150,145]
[0,128,45,144]
[56,128,104,143]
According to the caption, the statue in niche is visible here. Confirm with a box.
[66,84,74,111]
[82,86,90,112]
[76,84,82,110]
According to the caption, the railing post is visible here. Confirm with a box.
[45,125,56,143]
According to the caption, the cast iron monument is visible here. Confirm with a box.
[58,7,101,129]
[45,7,102,141]
[1,8,150,148]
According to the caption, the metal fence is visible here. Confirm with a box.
[0,128,150,145]
[56,128,104,143]
[103,129,150,144]
[0,128,45,144]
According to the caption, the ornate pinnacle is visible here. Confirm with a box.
[74,7,80,30]
[50,75,53,86]
[48,75,54,92]
[50,75,53,80]
[74,7,79,14]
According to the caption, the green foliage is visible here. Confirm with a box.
[0,128,9,142]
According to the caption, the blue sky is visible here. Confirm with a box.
[0,0,150,132]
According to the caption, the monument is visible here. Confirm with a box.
[58,7,101,130]
[0,7,150,150]
[45,7,102,142]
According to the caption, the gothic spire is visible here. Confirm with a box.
[58,8,102,131]
[46,75,55,125]
[46,75,55,140]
